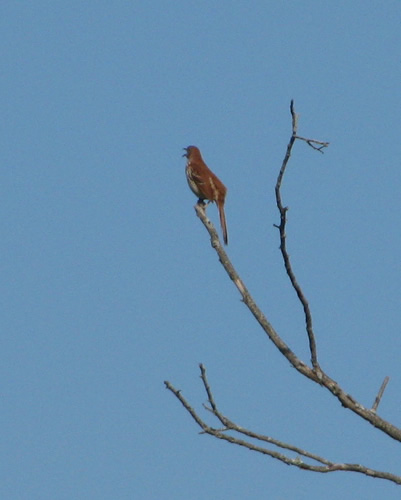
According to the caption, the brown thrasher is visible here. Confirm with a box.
[183,145,228,245]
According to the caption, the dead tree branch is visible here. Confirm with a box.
[166,101,401,483]
[164,365,401,485]
[192,189,401,443]
[274,100,322,370]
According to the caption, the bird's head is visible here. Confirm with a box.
[182,145,201,159]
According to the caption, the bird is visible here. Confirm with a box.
[183,145,228,245]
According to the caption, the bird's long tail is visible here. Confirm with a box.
[217,200,228,245]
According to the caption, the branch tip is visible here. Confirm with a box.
[371,376,390,412]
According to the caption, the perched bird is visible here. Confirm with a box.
[183,145,228,245]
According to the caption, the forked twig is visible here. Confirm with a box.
[294,135,329,153]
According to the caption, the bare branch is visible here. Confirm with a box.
[371,376,390,413]
[164,380,210,430]
[194,202,305,369]
[274,100,320,370]
[165,366,401,485]
[294,135,330,153]
[190,104,401,443]
[168,101,401,484]
[199,363,330,465]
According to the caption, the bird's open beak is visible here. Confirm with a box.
[182,148,188,158]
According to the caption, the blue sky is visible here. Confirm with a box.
[1,1,401,499]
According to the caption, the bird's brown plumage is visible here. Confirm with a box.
[184,146,228,245]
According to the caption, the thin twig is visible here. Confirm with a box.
[294,135,329,153]
[371,376,390,413]
[200,363,218,413]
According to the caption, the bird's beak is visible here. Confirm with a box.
[182,148,188,158]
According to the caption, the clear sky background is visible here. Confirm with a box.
[1,2,401,499]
